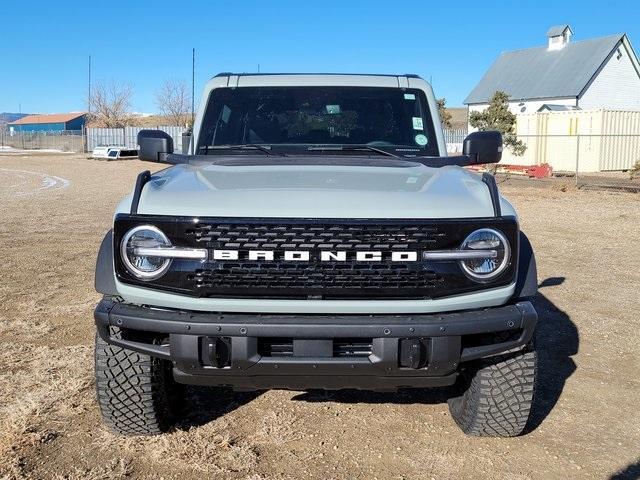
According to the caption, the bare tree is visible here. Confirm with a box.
[155,80,192,127]
[88,81,133,127]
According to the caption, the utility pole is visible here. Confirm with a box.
[88,55,91,115]
[191,48,195,128]
[86,54,91,154]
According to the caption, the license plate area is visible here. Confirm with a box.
[258,338,373,358]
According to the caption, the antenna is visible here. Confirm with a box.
[191,48,195,128]
[258,63,260,73]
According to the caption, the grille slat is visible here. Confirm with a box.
[184,221,449,298]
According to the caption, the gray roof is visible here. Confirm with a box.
[537,104,581,112]
[547,25,572,37]
[464,34,624,104]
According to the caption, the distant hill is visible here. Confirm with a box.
[448,108,468,130]
[0,113,29,124]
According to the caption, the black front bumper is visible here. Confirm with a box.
[94,299,537,391]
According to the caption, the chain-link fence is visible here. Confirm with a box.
[444,130,640,170]
[2,128,639,186]
[0,129,84,152]
[500,134,640,183]
[0,126,187,154]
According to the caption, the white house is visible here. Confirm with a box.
[464,25,640,115]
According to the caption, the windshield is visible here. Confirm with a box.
[196,86,439,156]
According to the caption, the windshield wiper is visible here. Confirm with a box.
[307,144,403,159]
[200,144,285,156]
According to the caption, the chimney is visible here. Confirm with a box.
[547,25,573,50]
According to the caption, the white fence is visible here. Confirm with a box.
[86,126,186,152]
[444,128,466,154]
[444,128,467,144]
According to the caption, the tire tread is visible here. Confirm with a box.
[94,330,178,435]
[448,345,537,437]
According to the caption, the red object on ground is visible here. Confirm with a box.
[466,163,553,178]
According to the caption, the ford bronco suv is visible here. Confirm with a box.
[94,73,538,437]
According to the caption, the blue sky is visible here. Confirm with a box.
[1,0,638,114]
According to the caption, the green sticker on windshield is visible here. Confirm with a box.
[415,134,428,146]
[404,93,416,100]
[326,104,341,114]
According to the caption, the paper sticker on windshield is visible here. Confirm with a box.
[412,117,424,130]
[415,134,428,146]
[326,104,341,114]
[404,93,416,100]
[221,105,231,123]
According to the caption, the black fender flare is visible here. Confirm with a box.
[95,230,118,296]
[513,231,538,300]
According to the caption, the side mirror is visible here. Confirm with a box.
[137,129,174,162]
[463,131,502,164]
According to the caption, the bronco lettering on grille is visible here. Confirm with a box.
[212,250,419,262]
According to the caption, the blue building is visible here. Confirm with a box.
[8,112,86,132]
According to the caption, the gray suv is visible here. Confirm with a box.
[94,73,538,437]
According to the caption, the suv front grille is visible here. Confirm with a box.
[113,216,519,299]
[190,263,444,292]
[188,223,445,250]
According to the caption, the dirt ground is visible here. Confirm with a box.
[0,153,638,480]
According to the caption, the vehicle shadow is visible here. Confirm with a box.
[292,278,579,435]
[175,386,263,429]
[525,277,578,432]
[609,459,640,480]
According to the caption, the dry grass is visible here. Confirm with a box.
[52,459,133,480]
[0,345,92,479]
[98,426,259,475]
[549,181,578,192]
[0,153,638,479]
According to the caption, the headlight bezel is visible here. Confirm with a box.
[459,227,511,282]
[120,225,173,280]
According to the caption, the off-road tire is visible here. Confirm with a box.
[448,344,537,437]
[95,329,181,435]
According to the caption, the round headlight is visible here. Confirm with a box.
[459,228,510,281]
[120,226,172,280]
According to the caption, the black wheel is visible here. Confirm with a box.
[448,343,537,437]
[94,329,181,435]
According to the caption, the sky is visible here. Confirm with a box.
[1,0,639,114]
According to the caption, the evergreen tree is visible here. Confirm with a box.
[469,91,526,156]
[436,98,453,129]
